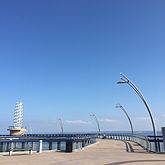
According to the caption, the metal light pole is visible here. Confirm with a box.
[90,114,101,135]
[116,103,134,136]
[29,125,33,134]
[117,73,157,151]
[58,118,64,135]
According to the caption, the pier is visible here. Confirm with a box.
[0,133,97,154]
[0,133,165,154]
[0,139,165,165]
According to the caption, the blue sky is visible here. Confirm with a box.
[0,0,165,134]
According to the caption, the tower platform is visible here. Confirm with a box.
[8,126,26,136]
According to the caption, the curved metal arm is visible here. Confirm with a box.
[90,114,101,135]
[116,104,134,136]
[117,73,156,138]
[58,118,64,135]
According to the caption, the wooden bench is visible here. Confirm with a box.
[9,148,33,156]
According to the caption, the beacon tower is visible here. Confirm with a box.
[8,101,26,136]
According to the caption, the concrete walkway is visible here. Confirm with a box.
[0,139,165,165]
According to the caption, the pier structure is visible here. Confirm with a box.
[8,102,26,136]
[0,132,164,154]
[1,139,165,165]
[0,133,97,154]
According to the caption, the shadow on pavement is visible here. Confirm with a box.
[105,159,165,165]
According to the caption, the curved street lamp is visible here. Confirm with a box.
[29,125,33,134]
[58,118,64,135]
[90,114,101,135]
[117,73,157,151]
[116,103,134,136]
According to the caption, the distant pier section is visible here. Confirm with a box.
[0,133,97,154]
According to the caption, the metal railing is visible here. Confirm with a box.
[0,133,164,153]
[102,133,164,153]
[0,133,97,153]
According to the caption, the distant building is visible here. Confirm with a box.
[8,101,26,136]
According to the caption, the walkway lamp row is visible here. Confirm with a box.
[55,73,157,152]
[117,73,157,152]
[58,118,64,135]
[90,114,101,135]
[58,115,101,135]
[115,103,134,136]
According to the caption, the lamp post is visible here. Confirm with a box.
[90,114,101,135]
[58,118,64,135]
[117,73,157,151]
[116,103,134,136]
[29,125,33,134]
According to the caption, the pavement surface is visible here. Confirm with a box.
[0,139,165,165]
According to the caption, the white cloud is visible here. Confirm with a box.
[99,118,117,123]
[64,120,89,124]
[162,114,165,117]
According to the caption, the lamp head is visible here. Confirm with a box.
[117,73,129,84]
[117,81,127,84]
[115,103,121,108]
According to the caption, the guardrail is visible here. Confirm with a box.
[0,133,97,153]
[102,133,164,153]
[0,133,164,153]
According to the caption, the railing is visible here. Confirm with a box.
[0,133,97,139]
[0,133,97,153]
[102,133,164,153]
[0,133,164,153]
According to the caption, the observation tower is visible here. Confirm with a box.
[8,101,26,136]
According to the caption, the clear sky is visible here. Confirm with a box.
[0,0,165,134]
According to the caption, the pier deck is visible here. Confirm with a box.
[0,139,165,165]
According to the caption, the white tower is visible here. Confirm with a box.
[13,102,24,128]
[8,101,26,136]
